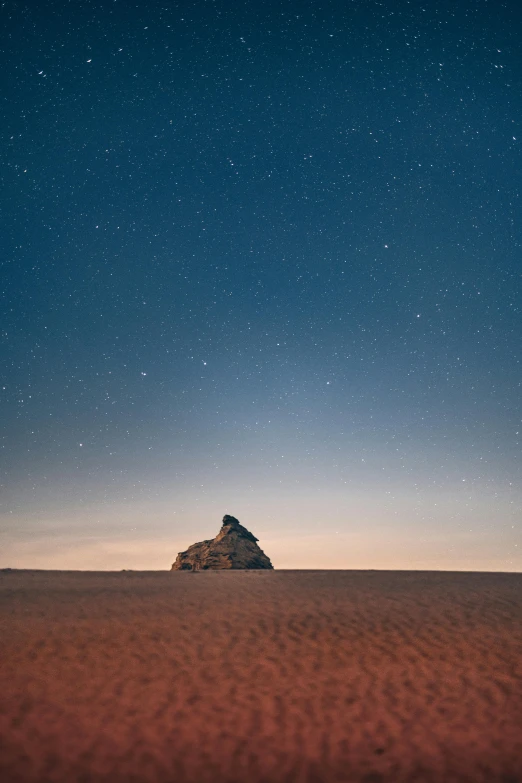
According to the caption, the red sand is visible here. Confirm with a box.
[0,569,521,783]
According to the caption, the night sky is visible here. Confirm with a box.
[2,0,521,571]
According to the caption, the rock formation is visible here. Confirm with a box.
[171,514,274,571]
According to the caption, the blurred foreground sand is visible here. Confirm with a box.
[1,569,521,782]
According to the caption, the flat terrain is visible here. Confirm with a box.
[0,570,521,783]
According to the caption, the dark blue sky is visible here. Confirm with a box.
[2,0,521,569]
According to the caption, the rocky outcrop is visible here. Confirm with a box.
[171,515,274,571]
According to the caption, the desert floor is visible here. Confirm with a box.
[0,569,521,783]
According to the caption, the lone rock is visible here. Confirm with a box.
[171,515,274,571]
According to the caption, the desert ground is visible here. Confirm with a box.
[0,569,521,783]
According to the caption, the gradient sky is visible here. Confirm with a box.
[2,0,521,571]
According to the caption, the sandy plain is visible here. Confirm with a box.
[0,569,521,783]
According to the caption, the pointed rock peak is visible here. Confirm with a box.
[171,514,273,571]
[220,514,258,542]
[222,514,240,524]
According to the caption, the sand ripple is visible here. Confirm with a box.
[0,570,521,782]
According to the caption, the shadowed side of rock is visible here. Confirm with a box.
[171,515,274,570]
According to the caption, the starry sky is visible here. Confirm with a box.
[2,0,521,571]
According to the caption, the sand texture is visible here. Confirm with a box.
[0,570,521,783]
